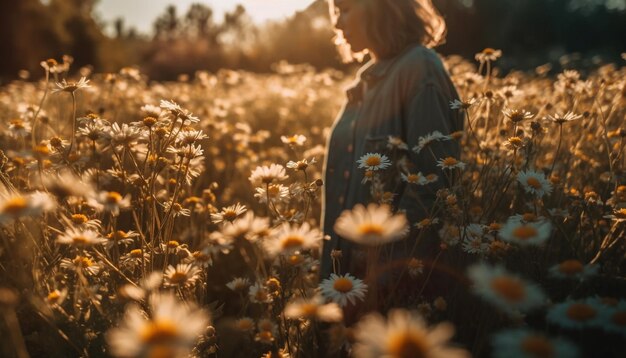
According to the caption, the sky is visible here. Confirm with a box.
[95,0,316,35]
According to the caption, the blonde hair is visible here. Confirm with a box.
[328,0,447,62]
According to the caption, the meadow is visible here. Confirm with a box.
[0,51,625,357]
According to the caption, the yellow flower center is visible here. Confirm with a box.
[222,210,238,221]
[512,225,538,240]
[167,240,179,248]
[105,192,122,204]
[526,177,542,189]
[508,137,523,146]
[490,276,526,302]
[365,156,382,167]
[565,303,596,322]
[281,236,304,250]
[72,236,89,245]
[442,157,458,166]
[407,174,421,183]
[300,303,319,317]
[130,249,143,258]
[140,320,179,344]
[2,197,28,216]
[169,272,188,284]
[558,260,583,275]
[387,331,429,358]
[332,278,354,293]
[71,214,88,224]
[615,208,626,218]
[288,254,304,265]
[268,185,281,196]
[520,335,554,358]
[358,224,385,236]
[47,291,61,304]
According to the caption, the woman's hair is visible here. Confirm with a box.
[328,0,447,62]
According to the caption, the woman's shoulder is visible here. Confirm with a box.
[388,44,451,94]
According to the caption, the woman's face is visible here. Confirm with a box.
[333,0,372,54]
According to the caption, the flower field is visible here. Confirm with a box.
[0,52,625,357]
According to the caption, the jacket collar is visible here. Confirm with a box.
[358,43,420,83]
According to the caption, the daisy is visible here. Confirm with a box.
[413,131,450,154]
[387,136,408,150]
[492,329,580,358]
[407,258,425,278]
[106,293,209,358]
[226,277,250,292]
[352,309,470,358]
[319,273,368,307]
[284,296,343,322]
[107,122,143,148]
[8,119,31,137]
[210,203,247,224]
[120,249,150,271]
[517,170,552,197]
[499,216,552,246]
[264,222,322,257]
[468,263,547,315]
[57,227,106,247]
[475,48,502,62]
[401,172,427,185]
[254,184,290,204]
[357,153,392,171]
[0,191,56,225]
[547,297,605,330]
[249,164,289,185]
[106,229,139,247]
[220,211,270,242]
[333,204,408,246]
[163,264,201,288]
[52,77,90,94]
[280,134,307,146]
[89,191,131,216]
[248,282,273,304]
[546,111,582,125]
[502,108,535,123]
[449,98,478,110]
[436,157,466,170]
[548,259,599,280]
[60,255,101,276]
[462,236,489,255]
[286,158,316,171]
[162,201,192,218]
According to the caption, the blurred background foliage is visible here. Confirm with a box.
[1,0,625,82]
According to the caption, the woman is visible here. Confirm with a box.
[320,0,464,310]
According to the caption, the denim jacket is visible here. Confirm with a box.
[320,44,463,280]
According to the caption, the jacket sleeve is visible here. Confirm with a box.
[395,81,461,224]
